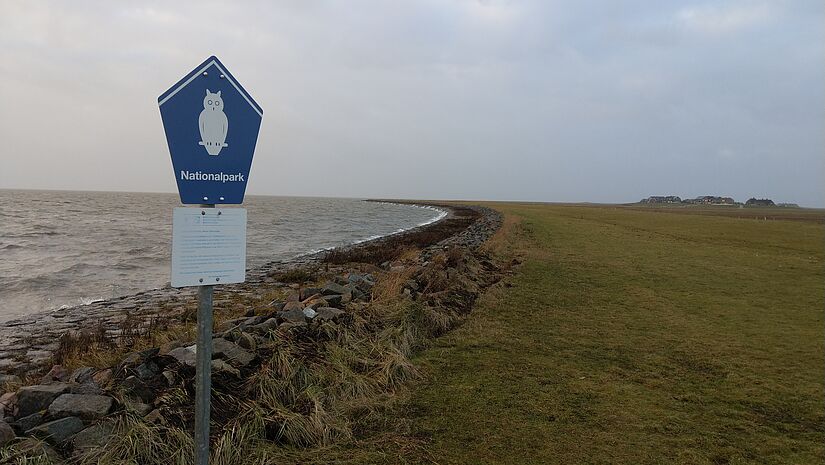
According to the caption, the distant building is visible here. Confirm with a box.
[684,196,736,205]
[777,203,800,208]
[746,198,775,207]
[640,196,682,204]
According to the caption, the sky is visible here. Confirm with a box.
[1,1,823,206]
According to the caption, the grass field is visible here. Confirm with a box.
[405,203,824,464]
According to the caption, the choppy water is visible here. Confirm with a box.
[0,190,444,323]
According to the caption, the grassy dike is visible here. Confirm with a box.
[400,203,824,464]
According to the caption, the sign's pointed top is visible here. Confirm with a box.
[158,55,263,117]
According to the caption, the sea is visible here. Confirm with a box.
[0,190,444,323]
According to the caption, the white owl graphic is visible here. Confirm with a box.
[198,89,229,156]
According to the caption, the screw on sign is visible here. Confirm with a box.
[158,56,262,465]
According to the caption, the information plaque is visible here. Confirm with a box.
[171,207,247,287]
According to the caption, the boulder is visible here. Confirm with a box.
[282,300,304,312]
[247,318,279,335]
[315,307,345,322]
[300,287,322,300]
[92,368,113,387]
[323,294,343,307]
[321,282,348,296]
[70,422,114,453]
[68,367,96,384]
[243,315,267,327]
[278,307,307,324]
[212,338,255,367]
[162,370,176,387]
[234,332,258,351]
[302,308,317,319]
[12,412,43,433]
[121,376,154,403]
[279,320,306,330]
[0,420,14,447]
[127,401,152,416]
[69,382,104,395]
[0,391,17,417]
[48,394,113,421]
[285,291,301,302]
[40,365,69,383]
[27,416,84,444]
[16,383,71,418]
[120,348,159,367]
[167,346,197,367]
[135,361,160,380]
[211,359,241,378]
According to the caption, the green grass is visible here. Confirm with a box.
[406,204,824,464]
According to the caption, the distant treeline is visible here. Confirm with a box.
[639,196,798,207]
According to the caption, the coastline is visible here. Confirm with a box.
[0,201,498,376]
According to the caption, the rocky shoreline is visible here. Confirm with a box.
[0,202,494,376]
[0,202,503,462]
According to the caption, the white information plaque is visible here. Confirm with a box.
[171,207,247,287]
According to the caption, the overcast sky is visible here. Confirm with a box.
[1,1,822,206]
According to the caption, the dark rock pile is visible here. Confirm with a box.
[0,272,378,458]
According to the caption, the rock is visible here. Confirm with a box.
[167,346,196,367]
[0,374,22,388]
[0,420,14,447]
[17,383,71,418]
[121,376,154,403]
[40,365,69,383]
[279,320,306,330]
[303,298,328,310]
[315,307,345,322]
[144,409,164,424]
[244,308,256,317]
[71,422,114,452]
[48,394,113,421]
[323,294,343,307]
[285,291,301,302]
[92,368,113,387]
[162,370,176,387]
[27,416,84,444]
[218,317,247,332]
[0,391,17,417]
[211,359,241,377]
[303,307,317,319]
[282,300,304,312]
[120,348,159,367]
[321,282,348,296]
[135,361,159,380]
[279,307,307,324]
[243,315,267,327]
[69,382,104,395]
[68,367,96,384]
[268,300,285,311]
[127,401,153,416]
[235,332,258,351]
[300,287,322,300]
[248,318,279,335]
[12,412,43,433]
[212,338,255,367]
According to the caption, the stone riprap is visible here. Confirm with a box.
[0,203,500,377]
[0,203,503,460]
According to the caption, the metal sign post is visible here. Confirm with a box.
[159,56,263,465]
[194,203,214,465]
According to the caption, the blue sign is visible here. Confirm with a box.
[159,56,263,204]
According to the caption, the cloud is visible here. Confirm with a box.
[678,2,772,35]
[0,1,823,206]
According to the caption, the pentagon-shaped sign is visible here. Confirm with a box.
[159,56,263,204]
